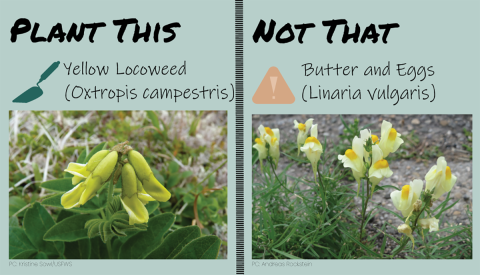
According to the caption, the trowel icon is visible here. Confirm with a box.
[13,61,60,103]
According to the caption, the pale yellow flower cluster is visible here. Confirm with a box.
[338,120,402,197]
[390,156,456,249]
[253,125,281,169]
[62,149,171,225]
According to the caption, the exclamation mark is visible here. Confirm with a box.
[270,76,277,99]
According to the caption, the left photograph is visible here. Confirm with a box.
[9,111,228,259]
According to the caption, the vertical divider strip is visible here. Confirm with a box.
[235,0,244,274]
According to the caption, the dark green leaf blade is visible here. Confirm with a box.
[44,214,97,242]
[9,216,20,227]
[145,201,159,215]
[77,149,87,164]
[9,196,27,217]
[118,213,175,259]
[64,239,91,259]
[146,226,201,259]
[24,202,64,257]
[9,227,36,259]
[90,237,110,259]
[174,235,221,259]
[40,178,73,193]
[12,250,38,259]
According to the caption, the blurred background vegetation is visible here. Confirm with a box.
[9,110,228,258]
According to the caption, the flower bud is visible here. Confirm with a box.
[413,199,422,212]
[128,150,171,202]
[121,163,149,225]
[79,151,118,205]
[398,223,415,250]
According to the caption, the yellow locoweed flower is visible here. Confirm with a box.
[425,157,457,199]
[64,150,110,185]
[378,120,404,158]
[121,163,150,225]
[390,179,423,217]
[294,118,314,156]
[61,151,118,209]
[136,178,156,205]
[368,145,393,196]
[338,136,366,196]
[128,150,171,202]
[300,124,323,180]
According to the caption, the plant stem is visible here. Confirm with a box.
[268,157,294,194]
[106,177,114,219]
[391,194,432,257]
[359,178,371,242]
[106,237,113,259]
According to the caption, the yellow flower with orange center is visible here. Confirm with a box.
[294,118,314,156]
[368,145,393,197]
[390,179,423,217]
[256,124,281,168]
[425,157,457,199]
[378,120,404,158]
[300,124,323,180]
[338,136,366,196]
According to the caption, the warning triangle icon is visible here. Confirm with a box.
[252,67,295,104]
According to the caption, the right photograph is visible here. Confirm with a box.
[252,114,472,259]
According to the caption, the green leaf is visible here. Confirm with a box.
[271,248,301,259]
[64,239,91,259]
[375,185,400,192]
[56,209,78,223]
[41,193,105,214]
[181,171,193,179]
[341,229,382,258]
[9,227,36,259]
[146,226,201,259]
[24,202,64,257]
[174,235,221,259]
[207,174,215,189]
[84,142,107,163]
[90,237,110,259]
[145,201,159,215]
[167,173,182,188]
[77,149,87,164]
[118,213,175,259]
[9,216,20,227]
[32,162,43,185]
[12,250,38,259]
[40,178,74,193]
[35,252,49,259]
[44,214,97,242]
[147,111,160,129]
[168,161,180,173]
[9,196,27,217]
[261,205,275,240]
